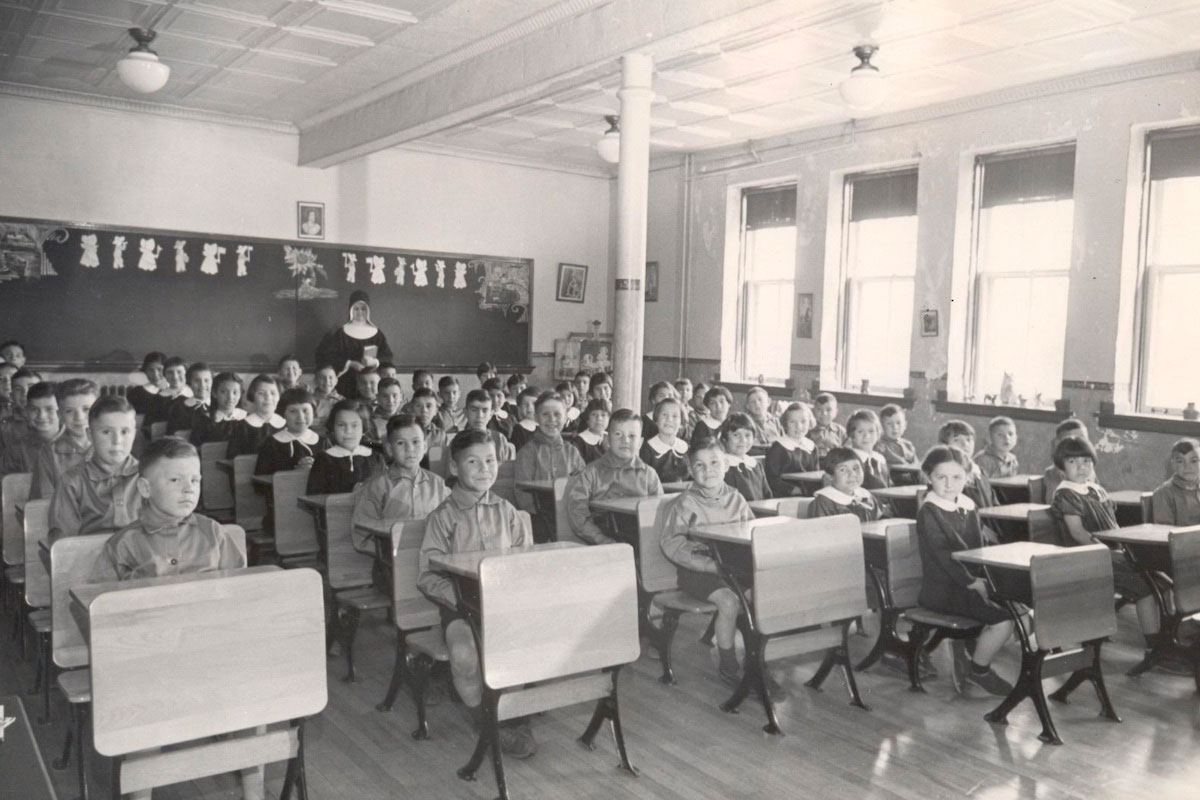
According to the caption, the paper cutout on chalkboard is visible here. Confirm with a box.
[475,260,529,322]
[413,258,428,287]
[81,234,100,268]
[174,240,188,272]
[368,255,385,285]
[0,222,65,281]
[343,252,357,283]
[394,256,406,285]
[113,236,127,269]
[236,245,253,277]
[200,243,224,275]
[453,261,467,289]
[278,246,337,300]
[435,259,446,288]
[138,238,162,271]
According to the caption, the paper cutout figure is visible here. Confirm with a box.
[343,252,357,283]
[138,238,162,271]
[80,234,99,268]
[413,258,428,287]
[368,255,386,285]
[453,261,467,289]
[394,256,407,285]
[112,236,127,269]
[236,244,253,277]
[435,259,446,288]
[174,240,188,273]
[200,242,225,275]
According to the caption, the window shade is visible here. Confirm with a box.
[980,146,1075,207]
[849,169,918,221]
[744,185,796,230]
[1148,128,1200,180]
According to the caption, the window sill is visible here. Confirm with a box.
[813,384,915,410]
[718,378,794,398]
[933,391,1072,423]
[1096,402,1200,436]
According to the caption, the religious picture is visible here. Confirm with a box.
[297,201,325,240]
[921,308,939,337]
[557,262,587,303]
[645,260,659,302]
[795,292,813,338]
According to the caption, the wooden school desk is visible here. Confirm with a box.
[0,694,59,800]
[870,485,924,518]
[952,541,1120,745]
[978,502,1053,543]
[1108,490,1153,527]
[515,478,558,538]
[780,470,826,496]
[856,518,919,672]
[989,474,1040,505]
[590,493,680,545]
[748,497,812,518]
[1092,523,1200,685]
[888,464,922,484]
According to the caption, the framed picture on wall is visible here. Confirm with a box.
[557,263,587,303]
[645,261,659,302]
[554,338,582,379]
[921,309,939,337]
[795,293,813,338]
[569,331,613,375]
[297,202,325,240]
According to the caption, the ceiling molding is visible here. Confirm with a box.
[314,0,419,26]
[393,140,615,180]
[0,81,298,135]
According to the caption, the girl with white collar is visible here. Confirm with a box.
[915,445,1014,696]
[807,447,883,521]
[846,408,893,490]
[254,387,327,477]
[639,396,690,484]
[572,399,610,464]
[765,402,819,497]
[307,399,382,495]
[720,412,771,502]
[226,375,285,458]
[191,372,246,445]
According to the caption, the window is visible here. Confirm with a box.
[732,185,796,382]
[837,169,918,393]
[1136,128,1200,413]
[966,146,1075,406]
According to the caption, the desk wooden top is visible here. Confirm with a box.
[1092,523,1175,545]
[889,464,922,476]
[748,498,785,517]
[354,519,394,540]
[215,459,234,473]
[1108,489,1151,506]
[859,518,916,539]
[298,494,332,511]
[0,695,59,800]
[70,565,280,615]
[251,475,274,488]
[429,541,580,579]
[953,541,1064,569]
[977,502,1051,521]
[590,494,679,515]
[988,474,1038,489]
[515,479,555,493]
[781,470,825,484]
[689,516,793,544]
[870,485,924,499]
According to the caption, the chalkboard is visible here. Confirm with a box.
[0,216,532,370]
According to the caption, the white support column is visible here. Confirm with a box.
[612,52,653,412]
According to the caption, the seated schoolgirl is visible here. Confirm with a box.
[764,402,818,497]
[937,420,996,508]
[720,413,771,502]
[846,408,892,490]
[689,385,730,445]
[191,372,245,445]
[226,375,283,458]
[639,396,690,484]
[572,399,609,464]
[254,387,328,476]
[807,447,884,522]
[1151,438,1200,526]
[307,399,383,495]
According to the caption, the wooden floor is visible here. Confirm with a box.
[4,599,1199,800]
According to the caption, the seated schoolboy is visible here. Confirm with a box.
[31,379,96,500]
[312,364,344,433]
[408,388,449,470]
[572,399,610,464]
[1042,418,1093,497]
[463,389,516,462]
[572,371,591,414]
[641,381,675,440]
[5,367,41,423]
[410,369,435,399]
[1049,436,1163,654]
[370,377,405,443]
[165,361,213,435]
[974,415,1019,479]
[808,393,847,458]
[846,409,892,489]
[720,413,771,502]
[1152,438,1200,526]
[807,447,884,522]
[0,363,17,422]
[0,382,59,476]
[435,375,465,433]
[125,351,167,418]
[587,372,613,409]
[190,372,246,445]
[225,375,283,458]
[937,421,997,508]
[875,404,917,467]
[508,386,539,451]
[355,367,382,440]
[506,372,528,402]
[564,409,663,545]
[744,386,782,447]
[514,391,584,539]
[48,395,141,543]
[254,388,327,476]
[554,382,581,431]
[690,380,711,421]
[0,339,26,369]
[659,436,754,688]
[351,413,450,553]
[377,362,398,381]
[915,445,1015,695]
[475,361,496,387]
[639,397,690,484]
[673,378,696,440]
[478,378,512,438]
[689,385,731,445]
[417,429,536,757]
[277,354,303,392]
[307,399,383,496]
[764,402,819,497]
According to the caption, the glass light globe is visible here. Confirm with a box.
[117,51,170,94]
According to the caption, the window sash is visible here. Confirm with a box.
[1139,263,1200,412]
[843,275,914,392]
[970,272,1069,404]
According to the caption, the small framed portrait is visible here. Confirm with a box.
[297,202,325,240]
[920,308,939,337]
[645,261,659,302]
[557,262,588,303]
[795,292,814,338]
[554,338,582,380]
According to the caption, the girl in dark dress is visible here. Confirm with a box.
[191,372,244,445]
[720,412,771,502]
[307,399,382,495]
[315,290,394,399]
[255,387,328,476]
[846,408,893,490]
[916,445,1013,695]
[572,399,609,464]
[808,447,884,521]
[765,402,819,497]
[639,396,690,484]
[226,375,283,458]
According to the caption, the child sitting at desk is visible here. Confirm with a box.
[417,429,536,758]
[225,375,283,458]
[1042,418,1093,497]
[436,375,465,433]
[744,385,782,447]
[555,382,581,432]
[587,372,613,409]
[639,396,690,484]
[307,399,382,495]
[165,361,213,435]
[482,378,513,439]
[254,388,326,476]
[277,354,303,392]
[160,356,192,402]
[514,391,584,540]
[1151,438,1200,526]
[408,388,448,458]
[564,408,663,545]
[689,385,731,444]
[312,364,343,433]
[808,393,846,458]
[640,381,675,440]
[659,436,757,689]
[846,409,892,490]
[475,360,496,387]
[572,371,591,414]
[807,447,884,522]
[31,379,96,500]
[3,367,40,425]
[937,421,997,508]
[48,395,141,542]
[0,339,26,368]
[370,377,405,443]
[915,445,1014,696]
[190,372,244,445]
[125,351,167,418]
[573,399,610,464]
[463,389,515,462]
[764,402,818,497]
[975,416,1019,479]
[355,367,382,440]
[351,413,449,554]
[508,386,539,452]
[0,381,59,476]
[721,412,771,502]
[875,404,917,468]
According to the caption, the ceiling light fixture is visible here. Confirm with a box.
[838,44,885,114]
[596,115,621,164]
[117,27,170,94]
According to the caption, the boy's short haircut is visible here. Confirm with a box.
[438,375,459,390]
[814,392,837,407]
[846,408,881,436]
[582,399,610,425]
[481,377,504,393]
[278,354,299,368]
[1170,438,1200,458]
[937,420,975,444]
[921,444,972,476]
[464,388,490,407]
[703,385,733,406]
[278,387,314,411]
[517,386,540,404]
[588,372,612,392]
[574,370,590,382]
[653,396,682,421]
[247,374,278,398]
[0,339,24,354]
[823,446,860,474]
[328,398,362,423]
[12,367,39,382]
[140,351,166,370]
[648,381,673,401]
[27,382,57,403]
[534,390,564,411]
[89,394,134,421]
[449,428,494,459]
[505,373,524,389]
[719,412,754,439]
[213,371,242,392]
[879,404,905,421]
[674,378,693,389]
[781,401,815,427]
[476,361,495,378]
[607,408,641,431]
[163,356,186,371]
[378,377,401,393]
[1054,418,1087,440]
[555,381,574,395]
[411,387,437,403]
[411,369,433,386]
[689,436,722,461]
[57,378,99,402]
[140,436,198,473]
[377,362,396,374]
[988,416,1016,433]
[357,366,379,379]
[746,385,769,400]
[186,361,211,382]
[315,363,338,375]
[1053,435,1097,469]
[386,412,422,440]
